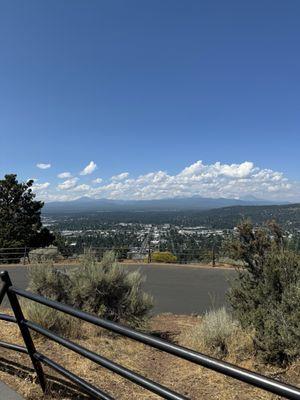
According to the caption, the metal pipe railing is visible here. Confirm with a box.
[25,319,187,400]
[10,285,300,400]
[0,313,16,323]
[34,352,114,400]
[1,270,300,400]
[0,340,28,354]
[0,282,8,305]
[2,275,47,392]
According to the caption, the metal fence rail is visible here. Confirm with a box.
[0,247,30,264]
[0,270,300,399]
[0,245,226,265]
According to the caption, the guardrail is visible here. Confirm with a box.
[0,247,30,264]
[0,246,216,265]
[84,247,219,265]
[0,245,222,266]
[0,270,300,399]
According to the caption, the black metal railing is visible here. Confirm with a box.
[0,270,300,400]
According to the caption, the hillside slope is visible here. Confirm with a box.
[197,203,300,229]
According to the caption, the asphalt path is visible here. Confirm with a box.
[0,264,235,315]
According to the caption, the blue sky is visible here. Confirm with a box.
[0,1,299,201]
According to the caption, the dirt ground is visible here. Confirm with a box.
[0,312,299,400]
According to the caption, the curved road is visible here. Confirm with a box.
[0,264,235,315]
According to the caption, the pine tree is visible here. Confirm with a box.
[0,174,53,250]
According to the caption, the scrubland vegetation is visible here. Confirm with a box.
[180,307,252,360]
[1,179,300,399]
[228,220,300,366]
[0,311,299,400]
[24,251,153,333]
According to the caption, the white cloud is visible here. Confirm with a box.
[32,182,50,191]
[73,184,90,192]
[87,160,299,201]
[57,172,72,179]
[57,177,79,190]
[80,161,97,175]
[179,161,254,179]
[111,172,129,181]
[36,163,51,169]
[36,160,300,202]
[92,178,103,184]
[217,161,254,178]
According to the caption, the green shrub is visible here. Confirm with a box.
[150,251,177,263]
[29,245,59,263]
[26,261,76,337]
[228,220,300,365]
[22,301,80,338]
[27,261,71,303]
[26,251,153,331]
[70,251,153,328]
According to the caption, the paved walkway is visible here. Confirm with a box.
[1,264,234,314]
[0,381,24,399]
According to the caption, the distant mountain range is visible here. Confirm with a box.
[43,196,287,214]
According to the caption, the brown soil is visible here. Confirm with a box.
[0,312,298,400]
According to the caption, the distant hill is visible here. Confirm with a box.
[193,203,300,230]
[43,200,300,230]
[43,196,284,214]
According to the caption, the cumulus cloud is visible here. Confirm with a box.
[80,161,97,176]
[36,163,51,169]
[92,178,103,184]
[87,161,299,201]
[73,184,91,192]
[36,160,300,202]
[57,172,72,179]
[32,182,50,191]
[57,177,79,190]
[179,160,254,179]
[111,172,129,181]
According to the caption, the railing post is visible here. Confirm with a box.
[27,247,31,264]
[23,246,27,265]
[0,278,8,306]
[0,271,47,392]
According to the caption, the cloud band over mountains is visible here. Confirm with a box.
[32,160,299,202]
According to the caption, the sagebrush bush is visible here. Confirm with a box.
[228,220,300,366]
[26,251,153,332]
[180,308,242,358]
[27,261,71,303]
[25,262,77,337]
[28,246,59,263]
[70,251,153,328]
[22,301,80,338]
[150,251,177,263]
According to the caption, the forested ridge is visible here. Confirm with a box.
[46,203,300,230]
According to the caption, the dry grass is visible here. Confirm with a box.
[180,308,255,360]
[21,301,82,339]
[0,310,299,400]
